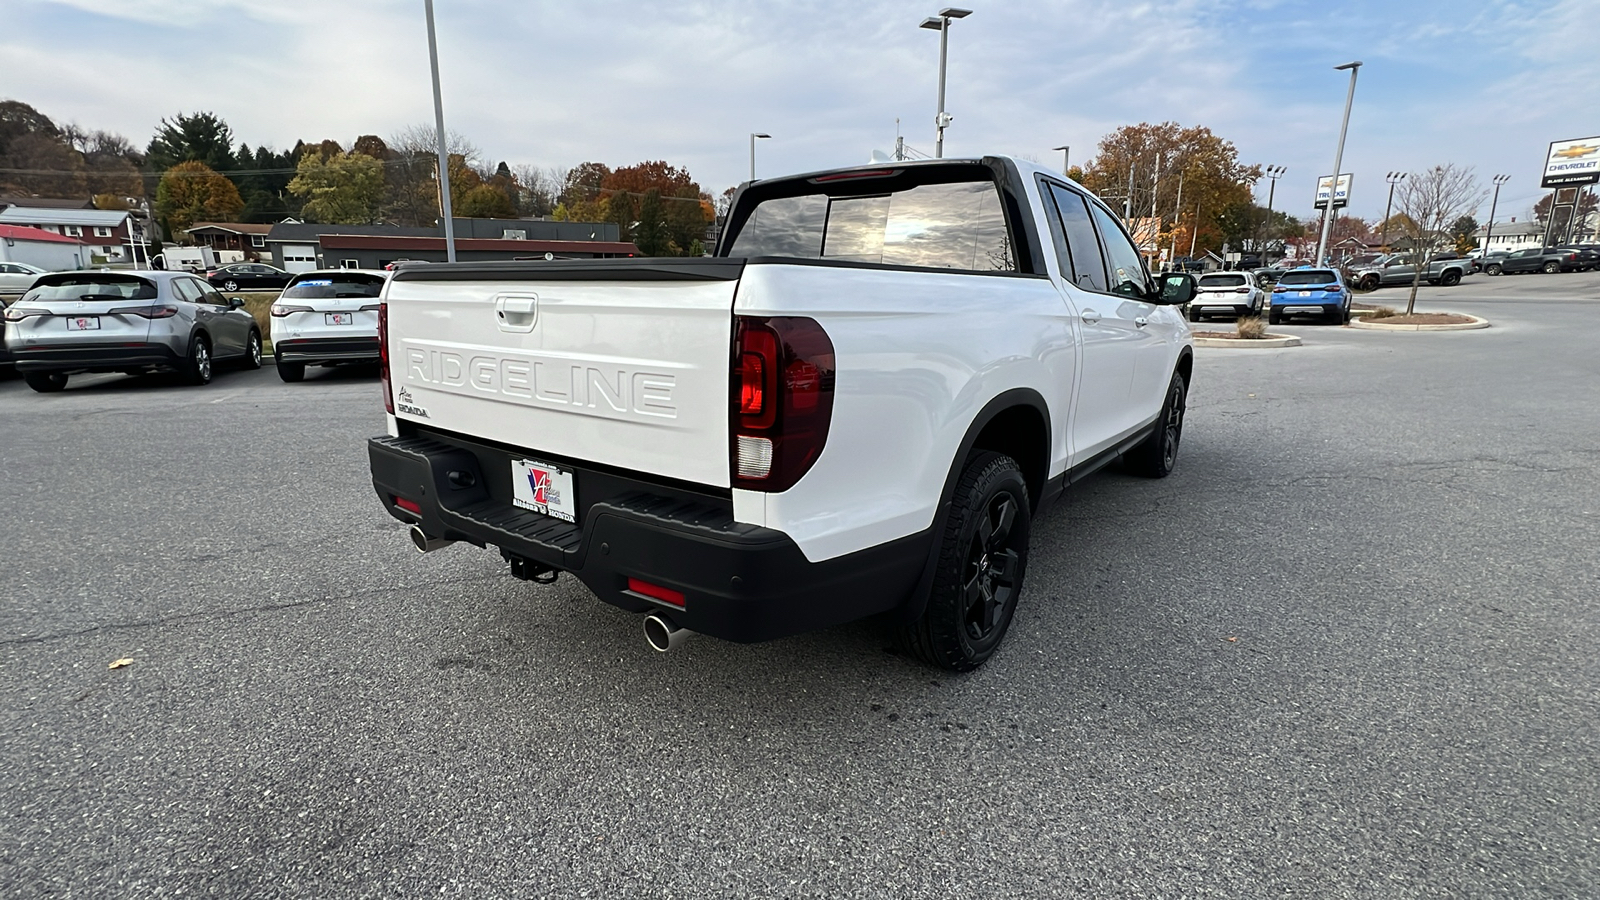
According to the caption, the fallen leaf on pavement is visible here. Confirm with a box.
[1223,637,1238,643]
[108,658,135,669]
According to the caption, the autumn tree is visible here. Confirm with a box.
[156,160,244,234]
[1078,122,1259,261]
[1393,164,1484,314]
[383,125,482,227]
[288,151,384,224]
[633,190,668,255]
[600,161,710,255]
[1449,215,1479,253]
[457,182,516,218]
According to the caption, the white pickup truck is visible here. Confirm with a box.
[368,156,1198,670]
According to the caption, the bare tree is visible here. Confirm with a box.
[1395,164,1485,315]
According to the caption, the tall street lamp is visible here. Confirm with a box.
[919,7,972,159]
[749,133,771,181]
[1380,171,1408,251]
[1314,60,1362,266]
[1260,164,1285,261]
[1483,174,1511,255]
[1053,145,1070,175]
[424,0,456,263]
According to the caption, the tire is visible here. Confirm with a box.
[1440,270,1461,286]
[1541,261,1559,274]
[1126,368,1187,479]
[1360,274,1379,291]
[1268,310,1281,326]
[181,335,212,386]
[24,371,67,393]
[276,357,305,383]
[223,280,239,292]
[243,329,263,370]
[896,451,1031,672]
[1188,307,1201,323]
[1485,264,1501,276]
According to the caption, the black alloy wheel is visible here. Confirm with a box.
[1542,261,1560,274]
[24,371,68,393]
[1361,274,1380,291]
[1485,264,1501,275]
[1440,270,1461,286]
[1127,369,1187,478]
[897,451,1032,672]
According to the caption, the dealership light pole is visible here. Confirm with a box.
[1053,145,1070,175]
[1261,164,1285,261]
[1381,171,1408,251]
[1314,61,1362,266]
[424,0,456,262]
[1483,174,1511,254]
[749,133,771,181]
[920,8,971,158]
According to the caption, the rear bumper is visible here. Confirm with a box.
[368,430,929,643]
[275,337,380,363]
[9,342,181,373]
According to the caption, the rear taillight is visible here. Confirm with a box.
[1234,287,1250,294]
[730,316,834,492]
[3,306,47,321]
[1272,286,1287,293]
[378,301,394,414]
[109,305,178,318]
[270,303,312,317]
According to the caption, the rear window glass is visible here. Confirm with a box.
[281,274,384,299]
[23,275,157,302]
[728,180,1015,272]
[1198,274,1246,287]
[1277,270,1338,286]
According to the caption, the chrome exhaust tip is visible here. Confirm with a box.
[409,524,455,554]
[643,613,692,652]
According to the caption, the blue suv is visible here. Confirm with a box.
[1269,267,1351,325]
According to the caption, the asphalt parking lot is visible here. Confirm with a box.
[2,272,1597,898]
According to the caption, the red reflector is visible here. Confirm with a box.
[627,577,685,607]
[394,497,421,514]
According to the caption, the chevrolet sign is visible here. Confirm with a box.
[1542,137,1600,187]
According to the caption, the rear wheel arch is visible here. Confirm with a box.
[894,388,1052,626]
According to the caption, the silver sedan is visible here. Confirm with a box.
[2,270,262,393]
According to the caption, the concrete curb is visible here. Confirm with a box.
[1191,334,1302,348]
[1348,314,1490,332]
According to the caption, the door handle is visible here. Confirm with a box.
[1080,309,1101,324]
[1134,316,1149,328]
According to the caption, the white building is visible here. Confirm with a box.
[1472,219,1546,253]
[0,206,135,262]
[0,223,88,271]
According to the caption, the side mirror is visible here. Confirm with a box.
[228,297,246,310]
[1155,272,1196,306]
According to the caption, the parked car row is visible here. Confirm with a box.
[1480,246,1591,275]
[1,268,384,392]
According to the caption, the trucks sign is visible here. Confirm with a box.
[1314,174,1353,209]
[1542,137,1600,187]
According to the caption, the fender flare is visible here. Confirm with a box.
[892,387,1051,625]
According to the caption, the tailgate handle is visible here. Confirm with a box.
[494,292,539,333]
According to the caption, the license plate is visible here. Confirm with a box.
[1298,291,1311,297]
[511,459,577,523]
[325,312,354,325]
[66,316,101,331]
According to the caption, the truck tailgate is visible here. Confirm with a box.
[384,260,743,489]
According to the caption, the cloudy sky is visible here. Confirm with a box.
[5,0,1594,221]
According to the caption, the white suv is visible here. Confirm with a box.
[1189,271,1265,321]
[269,269,387,382]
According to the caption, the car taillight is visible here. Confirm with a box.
[270,303,312,317]
[730,316,834,492]
[1272,286,1287,293]
[1234,287,1250,293]
[109,305,178,318]
[378,301,394,414]
[3,306,47,321]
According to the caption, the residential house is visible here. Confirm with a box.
[0,206,138,263]
[1472,219,1547,253]
[184,222,275,262]
[0,223,88,271]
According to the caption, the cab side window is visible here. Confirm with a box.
[1089,203,1154,299]
[1045,183,1108,293]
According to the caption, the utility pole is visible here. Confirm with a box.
[1381,171,1408,251]
[919,8,971,158]
[1483,174,1510,254]
[1314,61,1362,266]
[1124,160,1135,220]
[1053,145,1070,175]
[1261,165,1285,263]
[749,133,771,182]
[1168,170,1184,266]
[424,0,456,262]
